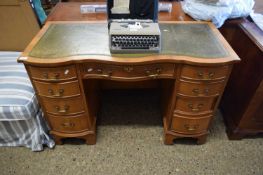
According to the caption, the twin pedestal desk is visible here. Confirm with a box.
[19,21,239,145]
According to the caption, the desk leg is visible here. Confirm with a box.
[53,135,63,145]
[197,134,207,145]
[164,133,175,145]
[81,134,96,145]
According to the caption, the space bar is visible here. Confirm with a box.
[121,47,149,49]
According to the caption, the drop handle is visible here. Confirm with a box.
[146,70,158,78]
[48,89,64,97]
[97,69,103,74]
[156,68,162,74]
[192,88,209,95]
[184,124,199,131]
[61,122,75,128]
[146,68,161,78]
[197,71,204,78]
[192,89,199,95]
[101,70,112,78]
[188,103,204,112]
[124,66,133,72]
[43,72,60,80]
[55,105,69,113]
[208,72,215,78]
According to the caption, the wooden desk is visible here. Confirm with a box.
[18,21,239,145]
[46,2,193,22]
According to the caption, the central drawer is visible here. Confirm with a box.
[41,96,85,115]
[81,63,175,80]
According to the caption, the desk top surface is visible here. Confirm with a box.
[20,21,239,65]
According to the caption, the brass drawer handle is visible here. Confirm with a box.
[124,66,133,72]
[96,69,112,78]
[48,89,64,97]
[192,88,209,95]
[197,71,215,79]
[43,72,60,80]
[208,72,215,78]
[184,124,199,131]
[192,88,199,95]
[55,105,69,113]
[197,71,204,78]
[97,69,103,74]
[188,103,204,112]
[100,71,112,78]
[156,68,162,74]
[146,68,161,78]
[61,122,75,128]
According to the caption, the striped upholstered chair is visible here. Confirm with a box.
[0,52,54,151]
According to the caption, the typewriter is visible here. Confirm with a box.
[108,0,161,53]
[109,20,161,53]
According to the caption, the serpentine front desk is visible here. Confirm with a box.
[18,21,239,145]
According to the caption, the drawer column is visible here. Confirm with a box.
[26,65,96,145]
[164,64,232,145]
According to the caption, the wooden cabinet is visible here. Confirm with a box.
[220,20,263,139]
[27,65,96,144]
[164,65,231,144]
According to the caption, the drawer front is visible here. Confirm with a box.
[177,80,225,96]
[41,96,85,115]
[181,65,229,80]
[46,114,89,133]
[174,96,216,114]
[82,63,175,79]
[28,65,77,81]
[34,80,80,98]
[171,115,211,134]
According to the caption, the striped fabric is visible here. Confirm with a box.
[0,52,39,121]
[0,52,54,151]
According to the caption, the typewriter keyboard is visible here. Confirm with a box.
[110,35,160,53]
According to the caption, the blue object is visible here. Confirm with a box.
[31,0,47,25]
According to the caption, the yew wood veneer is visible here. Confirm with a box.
[18,21,239,145]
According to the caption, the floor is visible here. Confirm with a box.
[0,90,263,175]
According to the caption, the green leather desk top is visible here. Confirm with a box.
[29,23,228,59]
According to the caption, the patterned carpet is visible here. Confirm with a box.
[0,89,263,175]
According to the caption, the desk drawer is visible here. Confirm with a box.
[34,80,80,98]
[171,115,211,134]
[181,65,229,80]
[177,80,225,97]
[46,113,89,133]
[41,96,85,115]
[82,63,175,80]
[28,65,77,81]
[174,96,216,114]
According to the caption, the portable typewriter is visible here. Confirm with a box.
[108,0,161,53]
